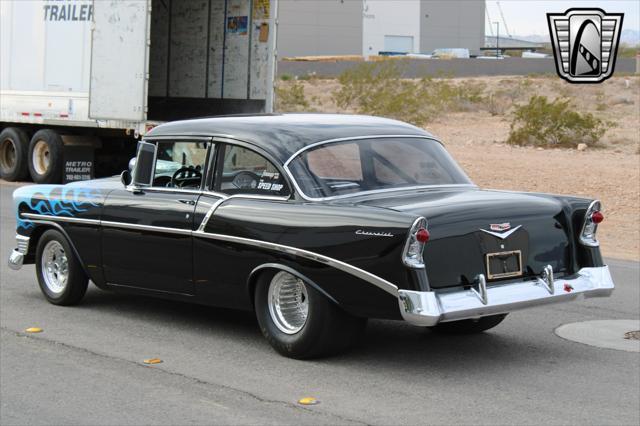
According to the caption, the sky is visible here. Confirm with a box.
[484,0,640,36]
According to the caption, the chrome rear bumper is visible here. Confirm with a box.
[7,235,30,271]
[398,266,614,326]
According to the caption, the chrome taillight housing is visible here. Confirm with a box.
[402,217,429,269]
[579,200,603,247]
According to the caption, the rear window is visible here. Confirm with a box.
[287,137,472,199]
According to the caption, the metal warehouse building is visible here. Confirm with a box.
[277,0,485,57]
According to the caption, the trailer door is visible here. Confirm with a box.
[89,0,150,121]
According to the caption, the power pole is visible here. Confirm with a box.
[494,22,500,57]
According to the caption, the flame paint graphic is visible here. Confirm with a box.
[14,185,101,230]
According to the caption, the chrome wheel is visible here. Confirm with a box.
[0,138,17,173]
[41,240,69,294]
[267,271,309,334]
[32,139,50,176]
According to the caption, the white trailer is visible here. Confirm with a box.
[0,0,278,184]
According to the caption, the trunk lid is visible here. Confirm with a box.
[354,188,572,289]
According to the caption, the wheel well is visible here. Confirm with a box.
[246,263,339,308]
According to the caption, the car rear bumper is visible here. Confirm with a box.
[398,265,614,326]
[7,234,30,271]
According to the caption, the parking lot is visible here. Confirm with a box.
[1,180,639,425]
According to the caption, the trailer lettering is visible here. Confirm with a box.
[43,2,93,22]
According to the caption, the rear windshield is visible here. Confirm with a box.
[287,137,473,199]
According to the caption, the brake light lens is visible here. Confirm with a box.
[580,201,602,247]
[403,217,428,269]
[591,211,604,224]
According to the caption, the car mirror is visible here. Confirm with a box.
[120,169,132,187]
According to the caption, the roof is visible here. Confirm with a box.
[146,114,434,163]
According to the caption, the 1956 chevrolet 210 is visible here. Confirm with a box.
[8,114,614,358]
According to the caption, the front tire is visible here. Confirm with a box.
[35,230,88,305]
[430,314,507,334]
[255,270,366,359]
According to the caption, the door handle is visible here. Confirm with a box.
[177,199,195,206]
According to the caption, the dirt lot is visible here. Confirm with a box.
[282,75,640,260]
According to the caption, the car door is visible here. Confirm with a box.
[193,141,292,306]
[101,138,212,295]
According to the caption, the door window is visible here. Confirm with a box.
[151,141,208,189]
[215,144,289,196]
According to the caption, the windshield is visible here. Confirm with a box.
[287,137,473,199]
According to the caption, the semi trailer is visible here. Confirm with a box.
[0,0,277,184]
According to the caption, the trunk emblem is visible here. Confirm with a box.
[481,224,522,239]
[490,223,511,231]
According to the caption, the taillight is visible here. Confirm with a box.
[403,217,428,269]
[580,200,602,247]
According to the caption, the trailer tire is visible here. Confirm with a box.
[28,129,64,184]
[0,127,30,181]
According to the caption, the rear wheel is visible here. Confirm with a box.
[255,270,366,359]
[430,314,507,334]
[0,127,29,181]
[35,230,88,305]
[28,129,64,184]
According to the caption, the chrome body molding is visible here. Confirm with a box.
[398,265,615,327]
[15,214,400,297]
[8,234,30,270]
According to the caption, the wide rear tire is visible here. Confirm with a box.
[430,314,507,334]
[0,127,30,181]
[254,270,366,359]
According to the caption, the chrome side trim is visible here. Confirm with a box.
[100,220,192,236]
[197,198,227,232]
[21,213,101,226]
[193,230,399,296]
[399,265,615,326]
[20,213,399,295]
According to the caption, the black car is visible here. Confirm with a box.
[8,114,614,358]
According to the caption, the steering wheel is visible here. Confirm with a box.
[171,166,202,188]
[232,171,260,189]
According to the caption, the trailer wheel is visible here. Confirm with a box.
[0,127,30,181]
[28,129,63,184]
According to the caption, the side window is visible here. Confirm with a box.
[152,141,208,189]
[216,144,289,196]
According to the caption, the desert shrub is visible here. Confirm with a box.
[275,81,309,111]
[485,90,511,116]
[332,61,485,126]
[280,74,292,81]
[507,96,614,148]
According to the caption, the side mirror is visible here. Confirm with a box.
[120,169,132,187]
[128,157,136,172]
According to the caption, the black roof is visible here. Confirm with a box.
[146,114,434,163]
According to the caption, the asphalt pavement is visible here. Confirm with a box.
[1,181,639,425]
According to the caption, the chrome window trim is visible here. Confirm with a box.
[20,215,399,297]
[281,135,477,202]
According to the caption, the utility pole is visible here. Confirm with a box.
[494,22,500,58]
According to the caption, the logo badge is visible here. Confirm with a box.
[490,223,511,232]
[547,8,624,83]
[481,224,522,240]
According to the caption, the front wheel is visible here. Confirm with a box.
[35,230,88,305]
[254,270,366,359]
[429,314,507,334]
